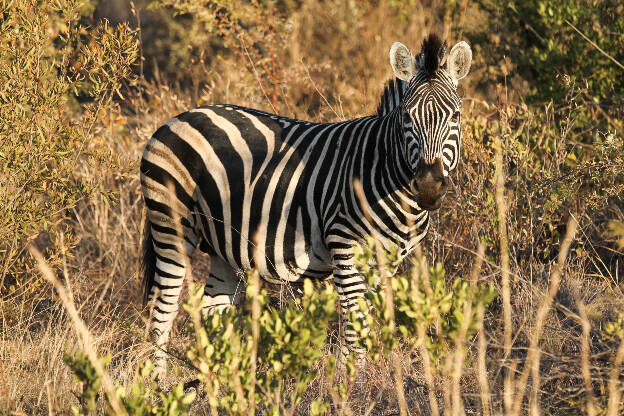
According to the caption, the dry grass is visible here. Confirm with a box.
[1,1,623,415]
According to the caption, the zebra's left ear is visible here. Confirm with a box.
[446,41,472,85]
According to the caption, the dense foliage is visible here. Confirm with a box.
[67,242,497,415]
[477,0,624,129]
[0,0,138,319]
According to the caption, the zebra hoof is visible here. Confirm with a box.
[333,343,367,371]
[153,356,168,384]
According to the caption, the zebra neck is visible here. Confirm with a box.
[366,107,413,191]
[338,106,423,247]
[377,78,408,116]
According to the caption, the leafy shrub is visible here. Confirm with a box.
[455,79,623,264]
[64,350,194,415]
[476,0,624,129]
[65,239,498,414]
[465,2,624,263]
[149,0,294,112]
[184,277,337,415]
[0,0,138,318]
[353,238,497,364]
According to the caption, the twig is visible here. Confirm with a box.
[301,60,342,120]
[566,20,624,72]
[239,38,279,114]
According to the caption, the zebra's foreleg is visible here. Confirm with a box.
[201,256,245,316]
[330,246,369,364]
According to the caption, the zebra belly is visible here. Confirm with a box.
[245,203,333,283]
[197,208,333,284]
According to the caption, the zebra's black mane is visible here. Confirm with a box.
[421,33,445,77]
[376,78,408,116]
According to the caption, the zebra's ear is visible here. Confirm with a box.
[447,41,472,84]
[389,42,417,81]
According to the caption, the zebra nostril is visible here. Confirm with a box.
[440,175,448,189]
[410,179,419,193]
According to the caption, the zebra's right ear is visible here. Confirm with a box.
[389,42,417,82]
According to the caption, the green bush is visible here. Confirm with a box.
[64,350,194,415]
[486,98,622,257]
[65,239,498,414]
[353,238,497,364]
[0,0,137,317]
[477,0,623,129]
[184,277,337,415]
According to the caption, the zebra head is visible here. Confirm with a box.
[389,34,472,211]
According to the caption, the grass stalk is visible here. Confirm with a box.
[450,242,486,415]
[476,303,491,416]
[187,286,219,416]
[413,247,440,416]
[577,299,596,416]
[606,335,624,416]
[510,216,578,416]
[0,357,8,411]
[450,300,470,416]
[354,179,409,416]
[28,245,128,416]
[374,224,409,416]
[504,359,518,414]
[249,239,262,415]
[494,133,513,365]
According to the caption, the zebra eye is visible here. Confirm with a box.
[450,111,460,123]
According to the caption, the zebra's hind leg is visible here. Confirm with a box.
[143,217,198,379]
[201,256,245,316]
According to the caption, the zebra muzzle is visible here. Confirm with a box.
[411,158,448,211]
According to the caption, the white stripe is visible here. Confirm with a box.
[192,108,253,269]
[154,274,184,287]
[167,118,235,265]
[254,125,301,276]
[141,174,190,220]
[143,140,196,196]
[293,207,309,271]
[156,258,186,276]
[237,110,277,267]
[274,124,333,278]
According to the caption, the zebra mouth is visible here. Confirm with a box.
[416,196,444,211]
[410,180,445,211]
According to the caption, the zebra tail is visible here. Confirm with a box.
[141,220,157,307]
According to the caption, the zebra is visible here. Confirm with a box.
[140,33,472,376]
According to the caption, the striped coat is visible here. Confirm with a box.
[140,34,472,375]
